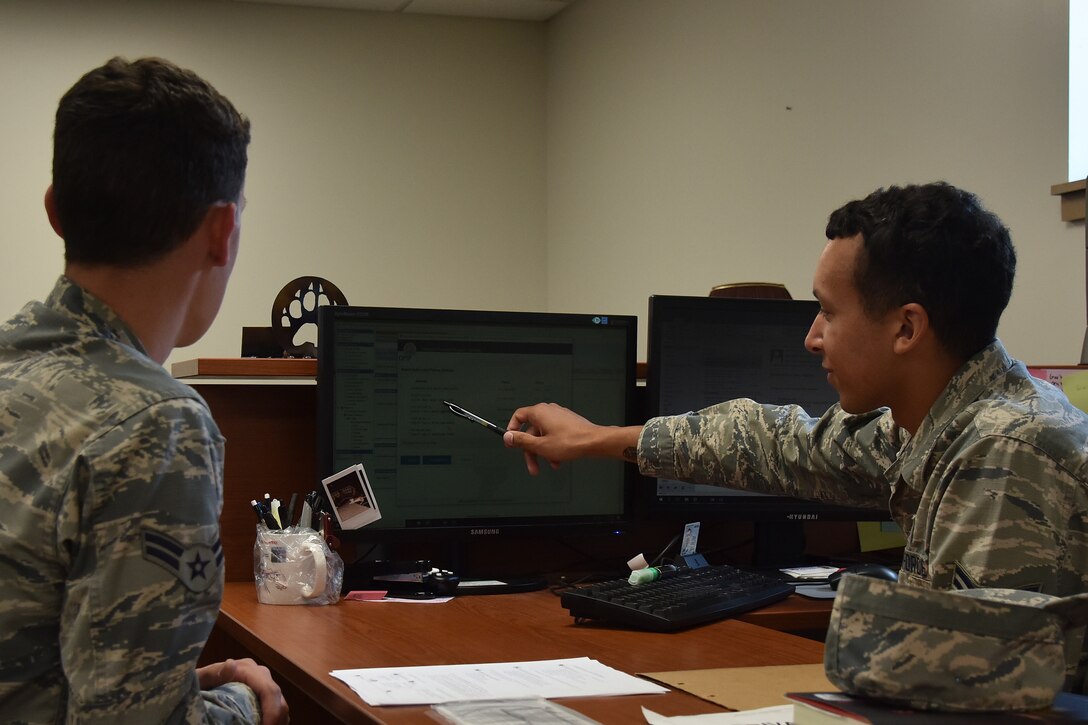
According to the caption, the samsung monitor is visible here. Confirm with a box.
[644,295,888,561]
[316,305,637,549]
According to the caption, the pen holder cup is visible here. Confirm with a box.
[254,525,343,605]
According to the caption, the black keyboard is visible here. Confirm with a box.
[560,565,794,632]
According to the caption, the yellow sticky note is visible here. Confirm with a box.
[1061,370,1088,414]
[858,521,905,552]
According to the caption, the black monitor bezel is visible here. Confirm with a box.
[644,294,888,524]
[315,304,640,542]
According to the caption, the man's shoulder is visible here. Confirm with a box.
[97,349,206,408]
[973,367,1088,430]
[965,371,1088,474]
[77,350,214,442]
[2,317,211,436]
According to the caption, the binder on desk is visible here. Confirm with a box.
[641,663,832,712]
[787,691,1088,723]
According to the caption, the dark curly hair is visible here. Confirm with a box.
[825,182,1016,361]
[52,57,250,266]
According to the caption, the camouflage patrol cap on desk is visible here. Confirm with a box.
[824,574,1088,712]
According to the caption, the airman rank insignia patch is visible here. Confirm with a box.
[141,529,222,593]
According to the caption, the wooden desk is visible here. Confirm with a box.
[209,582,824,724]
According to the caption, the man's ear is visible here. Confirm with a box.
[44,186,63,238]
[892,302,929,354]
[204,201,238,268]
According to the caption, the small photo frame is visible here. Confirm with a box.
[321,463,381,530]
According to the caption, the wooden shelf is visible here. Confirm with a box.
[176,357,648,383]
[1051,179,1086,222]
[171,357,316,379]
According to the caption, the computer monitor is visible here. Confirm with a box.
[316,305,637,550]
[644,295,888,561]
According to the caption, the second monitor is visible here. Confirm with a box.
[644,294,888,526]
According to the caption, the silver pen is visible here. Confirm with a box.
[443,401,507,435]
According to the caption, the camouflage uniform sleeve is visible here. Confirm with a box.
[638,398,904,509]
[202,684,262,723]
[55,397,261,724]
[913,434,1088,595]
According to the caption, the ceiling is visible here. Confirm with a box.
[229,0,572,22]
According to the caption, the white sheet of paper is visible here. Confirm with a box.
[779,566,838,580]
[641,704,794,724]
[330,656,669,706]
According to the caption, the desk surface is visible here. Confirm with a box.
[217,582,824,724]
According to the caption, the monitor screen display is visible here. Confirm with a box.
[645,294,886,522]
[316,305,637,539]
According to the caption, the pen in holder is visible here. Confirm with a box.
[253,524,343,606]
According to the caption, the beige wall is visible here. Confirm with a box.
[546,0,1082,363]
[0,0,1082,367]
[0,0,548,366]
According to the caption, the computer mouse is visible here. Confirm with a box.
[827,563,899,590]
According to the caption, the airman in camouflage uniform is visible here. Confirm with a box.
[503,183,1088,695]
[0,58,287,723]
[0,278,261,722]
[637,338,1088,692]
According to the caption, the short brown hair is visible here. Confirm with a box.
[52,57,250,266]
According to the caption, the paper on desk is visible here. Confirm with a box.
[434,698,602,724]
[642,704,793,724]
[779,566,838,581]
[331,656,669,706]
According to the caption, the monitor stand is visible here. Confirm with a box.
[751,521,806,569]
[443,543,549,595]
[341,540,550,596]
[454,576,549,595]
